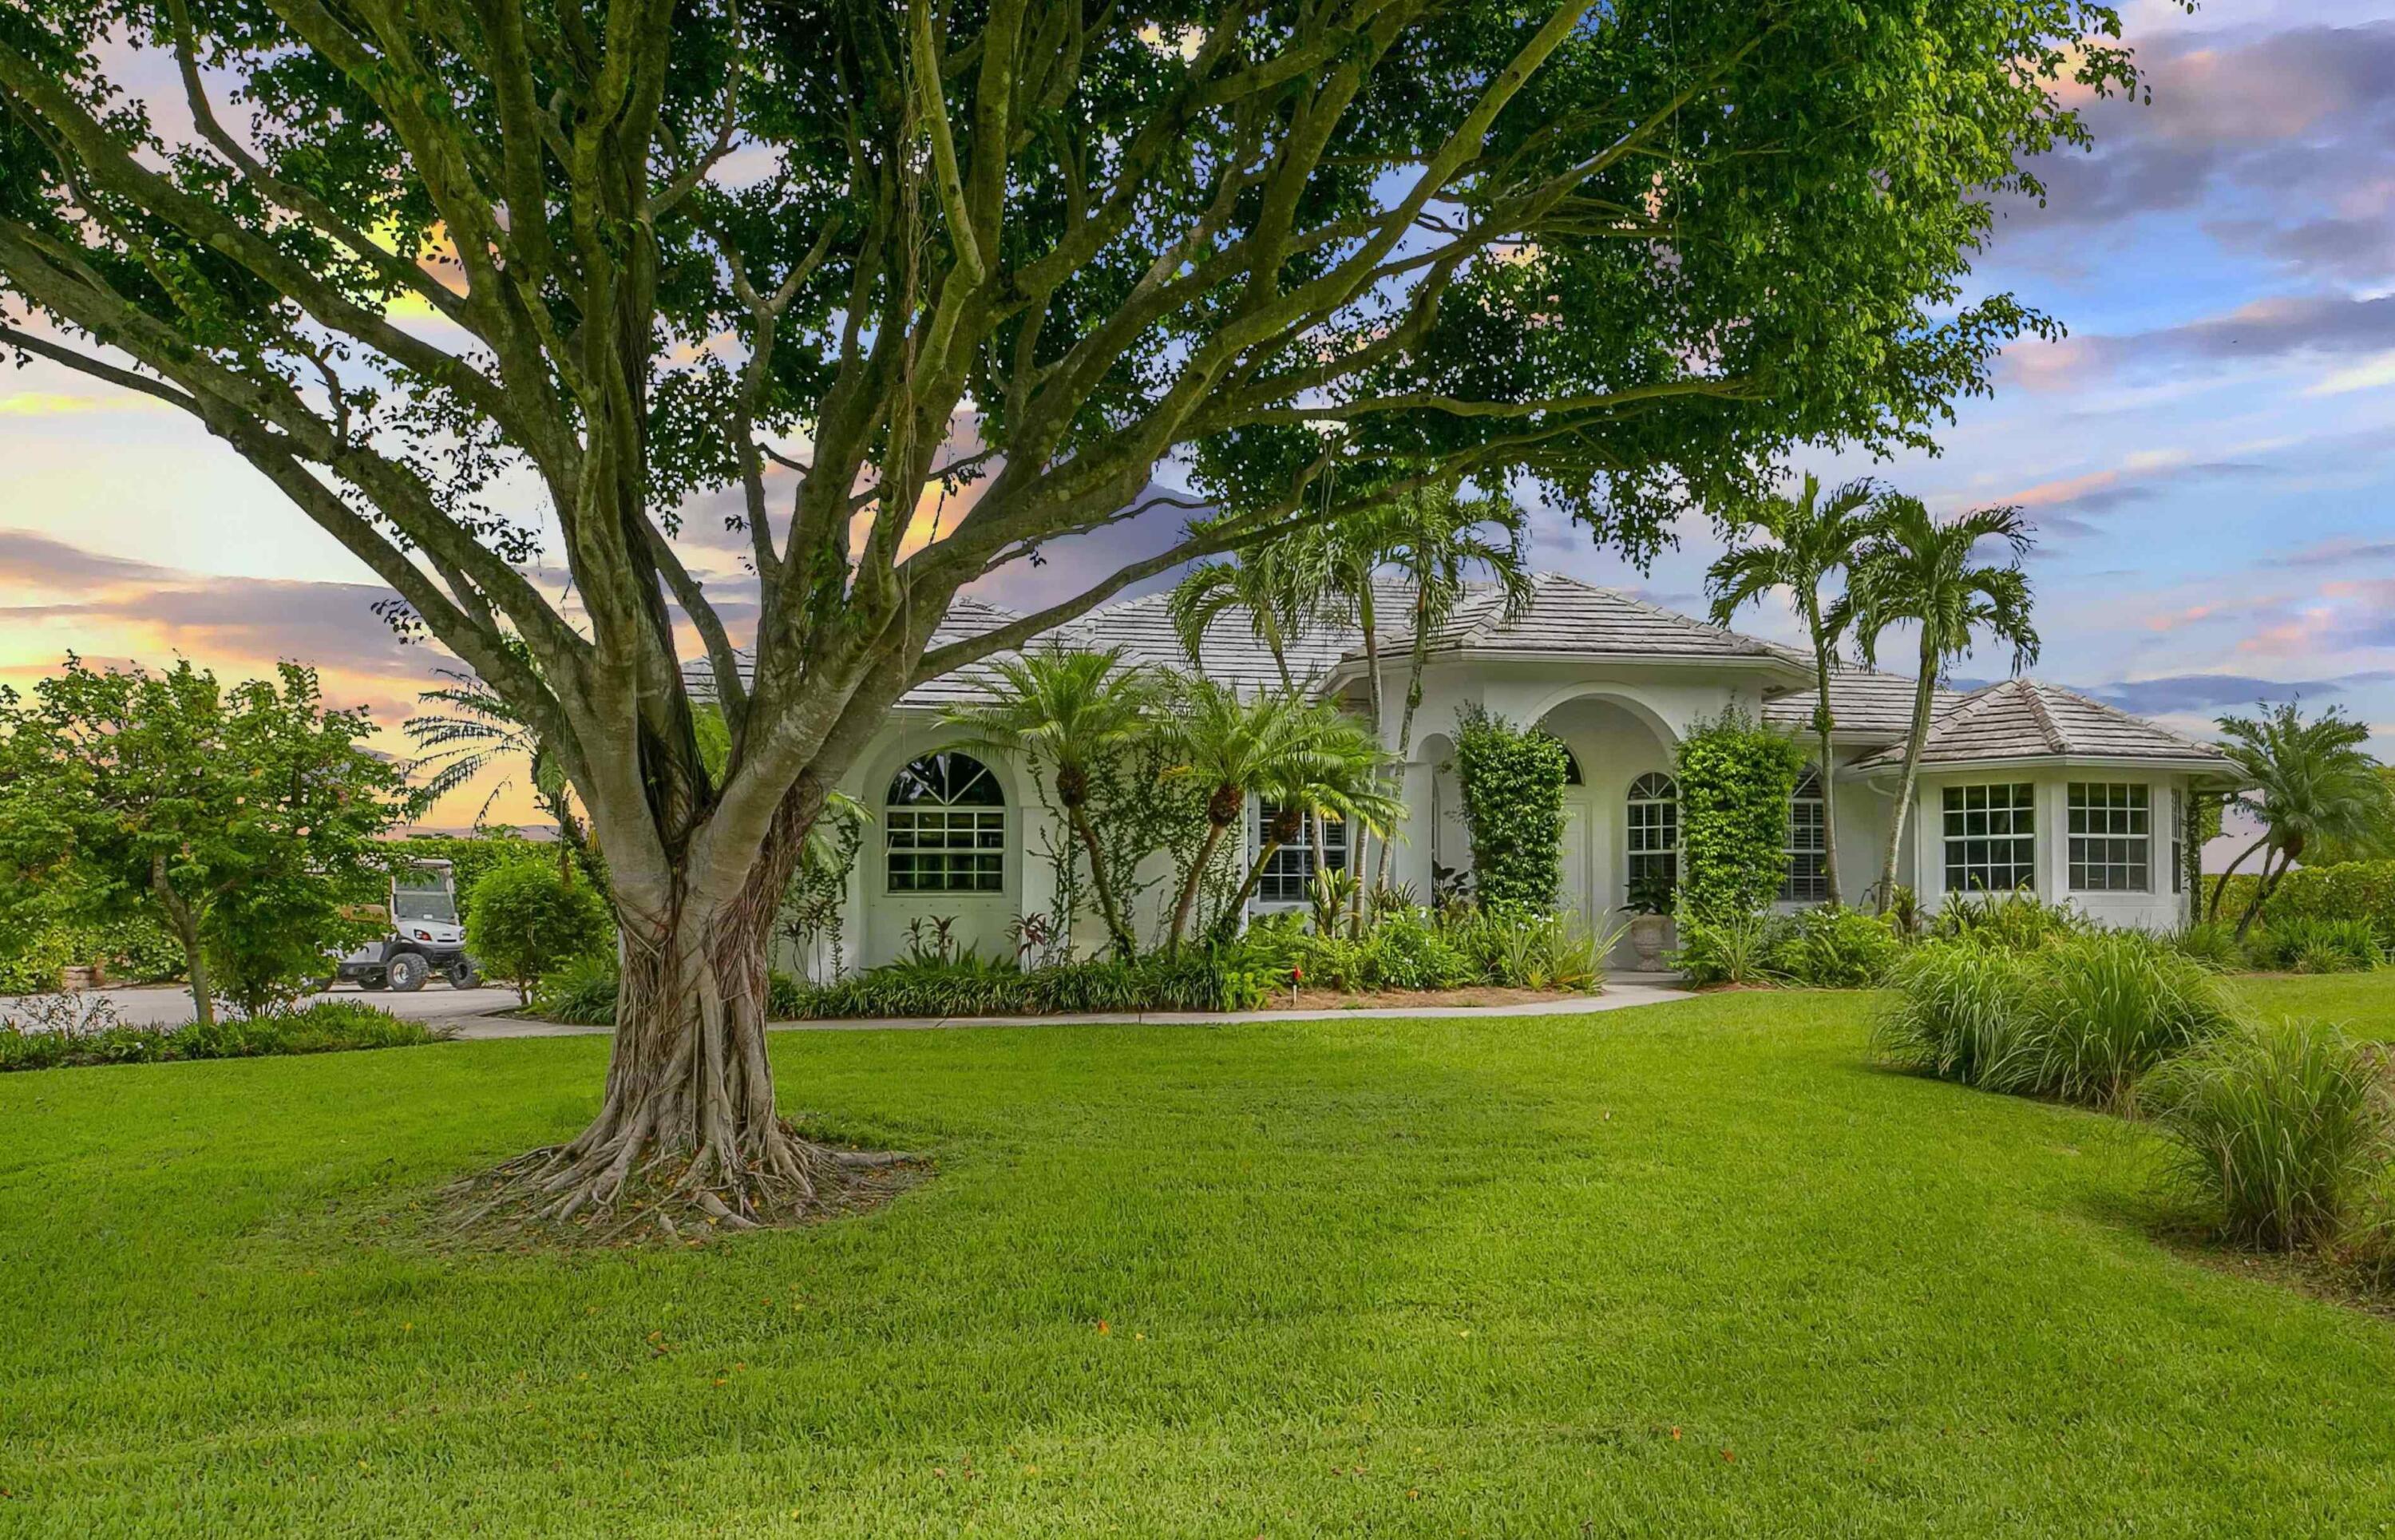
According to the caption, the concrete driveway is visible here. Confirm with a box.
[1,982,522,1029]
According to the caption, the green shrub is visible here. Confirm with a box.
[0,997,445,1073]
[465,863,612,1002]
[1671,907,1776,986]
[533,954,622,1026]
[2145,1019,2387,1250]
[1453,704,1570,910]
[1673,709,1807,923]
[1770,906,1902,988]
[1874,944,2041,1092]
[1449,905,1607,992]
[766,970,807,1019]
[2169,921,2243,970]
[1931,889,2086,952]
[2025,930,2236,1107]
[2246,917,2384,974]
[2205,859,2395,947]
[1358,911,1475,991]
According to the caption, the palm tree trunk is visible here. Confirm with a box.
[1167,817,1233,953]
[1361,584,1392,899]
[1070,804,1135,958]
[1213,839,1285,944]
[2235,845,2293,941]
[1807,605,1843,909]
[1878,642,1941,913]
[2207,834,2270,924]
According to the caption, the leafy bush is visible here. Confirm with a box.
[2023,931,2237,1107]
[1452,705,1570,910]
[2169,921,2243,970]
[465,862,612,1002]
[1770,906,1902,988]
[2145,1019,2387,1250]
[1931,889,2086,952]
[0,997,445,1072]
[1874,944,2041,1091]
[1447,905,1608,992]
[1671,907,1776,986]
[0,913,188,994]
[533,954,622,1026]
[2244,917,2384,974]
[1357,910,1476,991]
[1673,709,1807,923]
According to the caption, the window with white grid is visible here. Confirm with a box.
[2069,782,2150,893]
[2171,787,2185,897]
[885,752,1006,893]
[1781,771,1827,902]
[1256,802,1348,904]
[1626,772,1679,889]
[1942,782,2036,894]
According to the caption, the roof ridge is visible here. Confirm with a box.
[2014,679,2072,754]
[2031,678,2226,756]
[1572,575,1775,655]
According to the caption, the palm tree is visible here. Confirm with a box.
[1844,496,2040,913]
[2208,702,2394,937]
[1167,544,1315,690]
[405,643,595,888]
[1213,710,1405,944]
[1706,473,1879,908]
[1376,482,1532,888]
[1153,679,1401,951]
[944,646,1153,958]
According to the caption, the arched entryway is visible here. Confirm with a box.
[1531,692,1680,940]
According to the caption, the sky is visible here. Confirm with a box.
[5,0,2394,831]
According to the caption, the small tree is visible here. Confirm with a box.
[466,862,613,1004]
[2209,703,2395,938]
[1674,710,1809,922]
[0,659,405,1023]
[1454,706,1571,912]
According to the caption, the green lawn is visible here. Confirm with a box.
[6,985,2395,1535]
[2231,970,2395,1035]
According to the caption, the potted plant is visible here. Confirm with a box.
[1624,872,1676,968]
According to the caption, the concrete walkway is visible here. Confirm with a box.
[445,972,1696,1039]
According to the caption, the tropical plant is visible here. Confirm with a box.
[1673,708,1808,923]
[1168,548,1315,691]
[1214,714,1404,945]
[945,647,1153,958]
[0,0,2152,1227]
[1844,496,2041,914]
[1706,473,1881,906]
[2146,1019,2388,1251]
[1770,905,1903,988]
[2209,703,2395,939]
[404,639,596,889]
[1452,705,1572,911]
[1671,907,1778,986]
[0,659,406,1026]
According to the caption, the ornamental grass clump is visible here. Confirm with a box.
[2144,1019,2388,1251]
[1873,942,2039,1091]
[2023,930,2236,1108]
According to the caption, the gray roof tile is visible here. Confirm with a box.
[1848,679,2235,771]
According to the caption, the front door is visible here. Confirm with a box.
[1558,791,1595,919]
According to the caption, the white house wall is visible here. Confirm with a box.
[1905,766,2195,932]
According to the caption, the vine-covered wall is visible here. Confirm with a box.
[1454,703,1570,911]
[1675,708,1808,921]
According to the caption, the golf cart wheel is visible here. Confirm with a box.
[386,952,430,992]
[359,976,390,992]
[447,962,482,990]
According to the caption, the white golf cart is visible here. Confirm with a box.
[331,859,483,992]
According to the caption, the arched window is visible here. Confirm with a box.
[1557,742,1584,786]
[885,751,1005,893]
[1781,770,1827,903]
[1625,772,1678,889]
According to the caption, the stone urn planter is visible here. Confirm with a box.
[1626,913,1670,968]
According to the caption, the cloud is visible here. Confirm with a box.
[1994,452,2276,533]
[2081,671,2395,715]
[2266,536,2395,568]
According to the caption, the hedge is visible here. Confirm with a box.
[1454,704,1570,911]
[2207,860,2395,943]
[1675,708,1807,922]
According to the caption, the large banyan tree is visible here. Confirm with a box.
[0,0,2137,1230]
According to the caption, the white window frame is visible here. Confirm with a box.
[1780,770,1827,903]
[883,752,1007,896]
[1626,772,1679,889]
[1255,800,1348,905]
[1942,782,2036,894]
[2068,781,2152,893]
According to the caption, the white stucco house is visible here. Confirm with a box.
[741,572,2239,974]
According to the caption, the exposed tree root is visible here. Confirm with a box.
[437,1118,926,1250]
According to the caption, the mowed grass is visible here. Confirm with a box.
[6,988,2395,1535]
[2231,970,2395,1035]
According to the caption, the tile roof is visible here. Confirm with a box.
[1371,572,1795,663]
[1760,666,1962,738]
[1847,679,2237,772]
